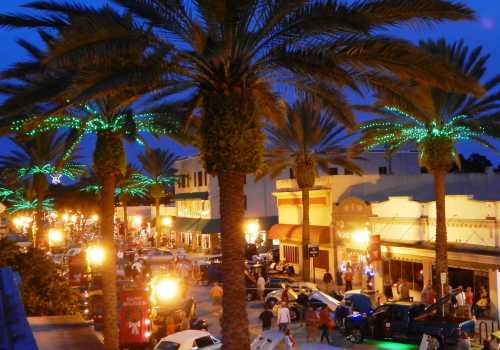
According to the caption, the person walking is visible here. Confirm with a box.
[323,270,333,292]
[319,305,332,344]
[277,302,291,332]
[281,285,291,303]
[259,306,274,331]
[210,282,223,316]
[305,306,319,343]
[257,274,266,301]
[344,268,353,291]
[284,329,297,350]
[421,280,436,305]
[465,286,474,306]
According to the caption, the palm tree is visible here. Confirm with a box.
[136,148,177,246]
[360,39,500,289]
[260,99,362,281]
[0,132,82,247]
[0,2,481,348]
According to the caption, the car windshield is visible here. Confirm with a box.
[195,336,215,347]
[155,341,180,350]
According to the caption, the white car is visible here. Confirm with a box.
[250,330,286,350]
[308,291,341,311]
[264,282,318,307]
[154,330,222,350]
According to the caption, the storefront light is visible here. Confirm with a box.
[162,216,172,227]
[133,216,143,227]
[353,229,369,246]
[48,229,64,246]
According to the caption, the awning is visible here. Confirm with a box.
[172,216,278,235]
[174,192,209,200]
[172,217,219,234]
[268,224,330,244]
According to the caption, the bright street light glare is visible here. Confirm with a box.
[162,216,172,226]
[246,221,259,234]
[48,229,63,245]
[353,229,369,246]
[87,246,105,265]
[154,278,179,302]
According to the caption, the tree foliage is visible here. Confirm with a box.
[0,239,79,316]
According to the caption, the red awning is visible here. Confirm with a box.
[268,224,330,244]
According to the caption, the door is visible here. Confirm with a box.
[390,306,409,339]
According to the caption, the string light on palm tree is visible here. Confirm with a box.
[6,191,54,214]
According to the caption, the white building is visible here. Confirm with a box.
[270,171,500,319]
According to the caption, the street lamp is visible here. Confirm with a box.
[48,228,64,246]
[91,214,99,222]
[353,229,369,247]
[162,216,172,227]
[87,246,105,266]
[245,220,260,243]
[133,216,143,227]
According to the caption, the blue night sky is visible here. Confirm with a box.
[0,0,499,167]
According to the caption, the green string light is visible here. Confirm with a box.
[6,191,54,213]
[361,106,485,151]
[17,162,85,180]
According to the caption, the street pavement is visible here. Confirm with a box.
[188,284,384,350]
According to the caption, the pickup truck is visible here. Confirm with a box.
[345,289,475,349]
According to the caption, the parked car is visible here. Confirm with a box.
[250,330,286,350]
[308,291,341,311]
[154,330,221,350]
[345,289,475,349]
[245,275,295,302]
[264,281,317,307]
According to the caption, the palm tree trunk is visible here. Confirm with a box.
[219,170,250,350]
[155,198,161,247]
[101,175,119,350]
[433,169,448,295]
[123,202,128,242]
[302,188,311,281]
[35,193,45,249]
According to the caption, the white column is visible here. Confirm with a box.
[488,269,500,320]
[422,261,433,286]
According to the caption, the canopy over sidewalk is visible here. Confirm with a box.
[28,315,105,350]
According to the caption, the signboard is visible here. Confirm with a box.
[440,272,447,285]
[308,245,320,258]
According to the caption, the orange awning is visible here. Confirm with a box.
[269,224,330,244]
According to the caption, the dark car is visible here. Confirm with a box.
[345,289,475,349]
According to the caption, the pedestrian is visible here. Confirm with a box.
[296,289,309,323]
[319,305,332,344]
[277,302,291,332]
[465,286,474,306]
[257,274,266,301]
[305,306,319,343]
[344,268,353,292]
[210,282,223,315]
[281,284,290,303]
[399,279,410,301]
[421,280,435,305]
[456,286,466,306]
[323,270,333,292]
[259,306,274,331]
[284,329,297,350]
[384,277,394,301]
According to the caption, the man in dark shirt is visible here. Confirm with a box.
[259,306,274,331]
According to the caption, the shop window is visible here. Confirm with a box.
[379,166,388,175]
[193,172,197,187]
[198,171,203,187]
[383,259,423,291]
[328,167,338,175]
[283,245,299,264]
[344,168,353,175]
[313,250,329,270]
[289,168,295,179]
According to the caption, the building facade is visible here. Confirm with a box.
[170,156,279,253]
[270,171,500,319]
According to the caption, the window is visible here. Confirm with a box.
[283,245,299,264]
[193,172,197,187]
[204,172,208,186]
[198,171,203,187]
[344,168,353,175]
[244,195,247,210]
[289,168,295,179]
[181,176,186,188]
[194,336,215,347]
[243,175,246,184]
[328,167,338,175]
[379,166,388,175]
[313,250,329,270]
[420,167,428,174]
[201,234,210,250]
